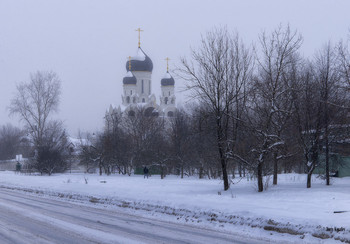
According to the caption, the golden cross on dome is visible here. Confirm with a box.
[165,57,170,72]
[128,56,132,70]
[135,28,143,48]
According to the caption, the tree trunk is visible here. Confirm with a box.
[307,172,312,188]
[326,140,330,185]
[181,164,184,179]
[216,115,229,190]
[128,166,132,176]
[284,161,288,173]
[307,144,318,188]
[238,163,242,177]
[210,167,216,179]
[273,152,278,185]
[325,123,330,185]
[232,163,235,179]
[257,163,263,192]
[218,144,229,190]
[199,166,203,179]
[324,72,330,186]
[207,168,211,179]
[220,156,229,190]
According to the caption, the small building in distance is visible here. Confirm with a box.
[314,125,350,177]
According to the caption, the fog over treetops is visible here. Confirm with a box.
[0,0,349,135]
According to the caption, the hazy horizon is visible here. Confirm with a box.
[1,0,349,136]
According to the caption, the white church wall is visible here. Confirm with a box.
[160,86,175,106]
[123,84,137,105]
[133,71,152,103]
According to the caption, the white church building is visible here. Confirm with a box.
[106,30,176,121]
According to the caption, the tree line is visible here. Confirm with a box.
[84,25,350,192]
[2,71,69,175]
[2,25,350,192]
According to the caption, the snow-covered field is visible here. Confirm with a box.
[0,171,349,243]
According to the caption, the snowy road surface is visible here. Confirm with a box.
[0,188,267,244]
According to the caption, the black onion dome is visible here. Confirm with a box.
[123,71,137,85]
[161,72,175,86]
[126,48,153,72]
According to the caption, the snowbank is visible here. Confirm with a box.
[0,172,349,243]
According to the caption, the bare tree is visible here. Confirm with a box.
[292,62,323,188]
[102,111,131,175]
[151,126,171,179]
[0,124,26,160]
[9,71,67,175]
[122,106,166,176]
[9,71,61,148]
[248,25,302,191]
[178,27,253,191]
[337,33,350,86]
[78,133,100,174]
[187,103,218,179]
[169,108,193,178]
[313,42,342,185]
[30,121,68,175]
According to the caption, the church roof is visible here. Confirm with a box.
[161,72,175,86]
[126,48,153,72]
[123,71,137,85]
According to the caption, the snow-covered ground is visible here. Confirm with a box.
[0,171,349,243]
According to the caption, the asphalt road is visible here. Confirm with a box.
[0,187,268,244]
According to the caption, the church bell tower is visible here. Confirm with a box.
[160,58,176,117]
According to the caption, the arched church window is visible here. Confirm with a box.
[142,98,145,103]
[126,96,130,103]
[149,80,151,95]
[142,80,144,94]
[169,91,170,96]
[167,111,174,117]
[130,90,132,95]
[164,97,168,105]
[128,110,135,116]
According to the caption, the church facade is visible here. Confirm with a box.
[106,32,176,121]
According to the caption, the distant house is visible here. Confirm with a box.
[67,137,87,156]
[315,154,350,177]
[314,125,350,177]
[0,157,29,171]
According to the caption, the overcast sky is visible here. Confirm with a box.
[0,0,349,136]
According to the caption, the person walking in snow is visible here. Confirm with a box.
[143,166,149,179]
